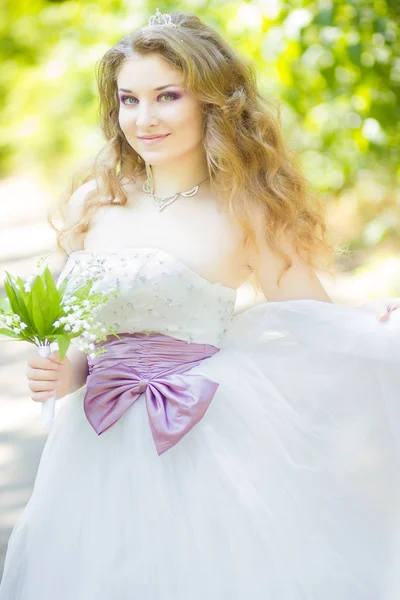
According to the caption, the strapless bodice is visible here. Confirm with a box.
[56,247,238,347]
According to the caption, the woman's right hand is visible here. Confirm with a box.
[26,350,74,403]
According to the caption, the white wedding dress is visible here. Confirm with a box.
[1,247,400,599]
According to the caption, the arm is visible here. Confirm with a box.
[247,228,332,303]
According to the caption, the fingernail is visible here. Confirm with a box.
[379,312,387,321]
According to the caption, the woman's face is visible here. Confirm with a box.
[117,53,204,167]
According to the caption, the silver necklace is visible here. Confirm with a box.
[142,176,209,212]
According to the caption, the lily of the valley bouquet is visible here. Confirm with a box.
[0,256,119,429]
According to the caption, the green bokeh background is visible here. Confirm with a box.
[1,0,399,293]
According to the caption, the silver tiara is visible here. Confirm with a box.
[145,8,178,29]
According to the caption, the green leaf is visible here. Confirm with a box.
[43,266,61,325]
[0,296,10,312]
[54,334,71,360]
[15,276,28,297]
[0,328,22,339]
[30,277,48,336]
[4,277,22,314]
[71,280,92,299]
[58,277,69,298]
[26,293,36,334]
[15,277,35,328]
[3,276,31,326]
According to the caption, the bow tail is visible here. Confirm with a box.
[84,377,142,435]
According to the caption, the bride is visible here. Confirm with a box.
[1,9,399,599]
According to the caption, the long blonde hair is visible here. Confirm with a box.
[50,10,336,290]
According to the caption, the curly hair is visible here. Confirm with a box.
[49,10,336,291]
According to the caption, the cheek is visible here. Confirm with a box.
[173,104,203,134]
[118,109,135,133]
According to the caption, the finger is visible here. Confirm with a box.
[30,390,56,403]
[27,355,60,370]
[382,306,400,320]
[28,380,57,393]
[48,350,62,365]
[388,304,400,313]
[25,367,58,381]
[378,311,388,321]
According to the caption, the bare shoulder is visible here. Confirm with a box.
[64,179,98,227]
[63,180,99,253]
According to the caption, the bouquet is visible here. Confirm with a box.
[0,256,119,429]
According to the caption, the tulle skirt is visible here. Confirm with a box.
[1,299,400,599]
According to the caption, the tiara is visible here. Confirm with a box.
[145,8,178,29]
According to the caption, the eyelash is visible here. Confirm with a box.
[119,92,180,105]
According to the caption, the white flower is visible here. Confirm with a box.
[53,320,60,327]
[20,322,28,329]
[70,296,78,302]
[68,319,82,330]
[13,327,21,334]
[5,316,13,326]
[89,353,96,359]
[89,333,97,341]
[64,324,71,331]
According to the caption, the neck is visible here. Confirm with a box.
[147,152,209,196]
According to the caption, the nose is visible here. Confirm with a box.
[135,101,158,129]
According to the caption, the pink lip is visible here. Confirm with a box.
[138,134,170,145]
[139,134,169,139]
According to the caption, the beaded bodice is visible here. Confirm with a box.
[56,247,238,347]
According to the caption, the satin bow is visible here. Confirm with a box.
[83,334,220,455]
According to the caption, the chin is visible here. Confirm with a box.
[140,153,177,167]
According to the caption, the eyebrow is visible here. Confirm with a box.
[118,84,182,93]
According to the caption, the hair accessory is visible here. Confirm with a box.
[146,8,178,29]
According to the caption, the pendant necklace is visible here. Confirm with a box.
[142,176,209,212]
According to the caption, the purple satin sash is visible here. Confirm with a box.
[84,333,220,455]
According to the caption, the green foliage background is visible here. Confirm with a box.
[1,0,399,268]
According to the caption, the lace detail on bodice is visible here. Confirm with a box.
[57,247,238,347]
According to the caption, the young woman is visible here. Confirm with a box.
[1,10,399,599]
